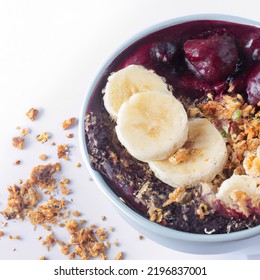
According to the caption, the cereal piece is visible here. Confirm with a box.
[36,132,49,143]
[57,144,70,160]
[26,108,39,121]
[21,128,30,137]
[138,234,143,240]
[66,133,73,138]
[76,162,81,167]
[62,118,76,130]
[39,256,46,260]
[115,252,123,260]
[30,163,61,189]
[39,154,47,161]
[15,160,21,165]
[0,231,4,237]
[12,137,25,149]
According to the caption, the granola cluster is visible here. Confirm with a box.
[1,108,124,260]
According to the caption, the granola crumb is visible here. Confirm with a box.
[57,144,70,160]
[95,228,108,241]
[138,234,143,240]
[66,133,74,138]
[115,251,123,260]
[114,239,119,247]
[72,211,81,217]
[60,245,70,255]
[62,118,76,130]
[0,231,4,237]
[9,235,20,240]
[26,108,39,121]
[15,160,21,165]
[39,154,47,161]
[21,128,30,137]
[60,179,71,195]
[30,162,61,189]
[36,132,50,144]
[16,126,21,130]
[109,226,114,232]
[38,236,42,240]
[76,162,81,167]
[51,142,56,146]
[101,216,107,221]
[42,232,56,248]
[39,256,46,260]
[100,253,107,260]
[12,137,25,149]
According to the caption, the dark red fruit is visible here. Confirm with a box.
[247,64,260,105]
[150,42,177,66]
[184,34,238,82]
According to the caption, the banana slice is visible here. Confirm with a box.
[148,118,228,187]
[115,91,188,162]
[103,64,170,120]
[216,175,260,216]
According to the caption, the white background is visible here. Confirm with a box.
[0,0,260,260]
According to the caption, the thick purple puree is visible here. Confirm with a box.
[85,20,260,234]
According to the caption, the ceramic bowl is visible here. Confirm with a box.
[79,14,260,254]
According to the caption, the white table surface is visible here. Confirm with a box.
[0,0,260,260]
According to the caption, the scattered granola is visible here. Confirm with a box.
[28,196,66,226]
[1,182,41,220]
[115,251,123,260]
[76,162,81,167]
[62,118,76,130]
[101,216,107,221]
[15,160,21,165]
[36,132,50,143]
[39,154,47,161]
[66,133,74,138]
[57,144,70,160]
[42,232,56,251]
[39,256,46,260]
[95,228,108,241]
[138,234,143,240]
[60,179,71,195]
[12,137,25,149]
[0,231,4,237]
[21,128,30,137]
[72,211,81,217]
[26,108,39,121]
[30,163,61,189]
[9,235,20,240]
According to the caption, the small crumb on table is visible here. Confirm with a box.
[26,108,39,121]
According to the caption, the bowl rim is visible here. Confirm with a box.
[79,14,260,243]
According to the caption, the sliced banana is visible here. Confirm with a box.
[103,64,170,120]
[216,175,260,216]
[115,91,188,162]
[148,118,228,187]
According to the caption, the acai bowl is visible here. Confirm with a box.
[79,15,260,253]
